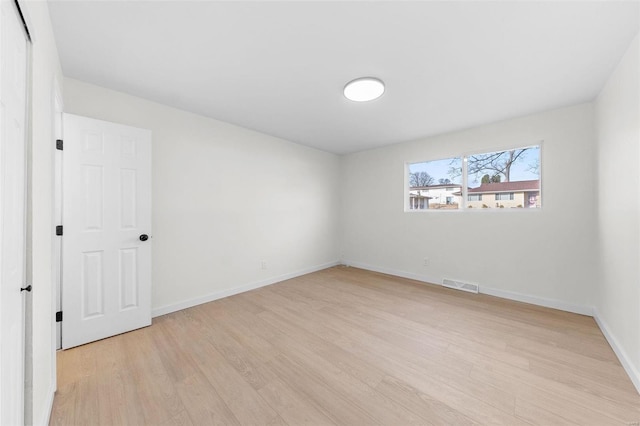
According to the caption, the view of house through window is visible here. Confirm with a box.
[407,145,541,211]
[466,146,540,209]
[408,157,462,210]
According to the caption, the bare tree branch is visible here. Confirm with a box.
[468,148,529,182]
[409,171,434,187]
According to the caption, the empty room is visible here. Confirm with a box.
[1,0,639,425]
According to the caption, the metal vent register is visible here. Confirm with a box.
[442,278,479,294]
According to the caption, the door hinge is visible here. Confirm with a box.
[56,139,63,150]
[56,311,63,322]
[55,225,63,236]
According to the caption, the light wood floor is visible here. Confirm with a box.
[50,266,640,425]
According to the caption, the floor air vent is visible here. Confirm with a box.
[442,278,479,294]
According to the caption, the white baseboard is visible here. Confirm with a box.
[593,308,640,394]
[479,286,593,316]
[341,260,443,289]
[38,382,56,426]
[151,261,340,317]
[342,260,593,316]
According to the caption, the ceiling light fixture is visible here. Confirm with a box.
[343,77,385,102]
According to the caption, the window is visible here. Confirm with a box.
[495,193,514,201]
[407,144,541,211]
[466,145,540,209]
[407,157,462,210]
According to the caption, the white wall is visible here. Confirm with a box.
[595,33,640,391]
[341,103,598,314]
[63,78,340,314]
[19,0,64,424]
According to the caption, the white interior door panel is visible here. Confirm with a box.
[62,114,152,349]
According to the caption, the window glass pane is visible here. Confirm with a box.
[495,192,515,201]
[466,145,540,209]
[408,157,462,210]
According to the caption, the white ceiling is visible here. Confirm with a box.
[48,1,639,154]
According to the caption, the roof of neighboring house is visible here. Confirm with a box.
[409,184,462,190]
[468,180,539,194]
[408,190,433,199]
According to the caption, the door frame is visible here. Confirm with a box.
[53,77,63,351]
[0,0,31,424]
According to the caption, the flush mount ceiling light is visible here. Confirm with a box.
[343,77,385,102]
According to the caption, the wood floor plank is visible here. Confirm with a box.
[374,375,476,425]
[189,304,278,390]
[257,377,337,426]
[507,336,631,381]
[56,343,97,389]
[266,353,382,425]
[95,367,146,426]
[526,356,640,406]
[120,328,187,424]
[175,373,240,426]
[257,308,386,388]
[150,315,203,384]
[159,410,194,426]
[264,324,428,425]
[316,319,526,424]
[514,397,581,425]
[51,266,640,425]
[48,382,77,426]
[469,360,640,423]
[187,337,281,426]
[259,291,522,423]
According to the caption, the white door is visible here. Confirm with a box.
[0,0,29,424]
[62,114,152,349]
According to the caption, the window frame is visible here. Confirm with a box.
[405,141,543,213]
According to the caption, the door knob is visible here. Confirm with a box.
[21,285,32,292]
[139,234,149,241]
